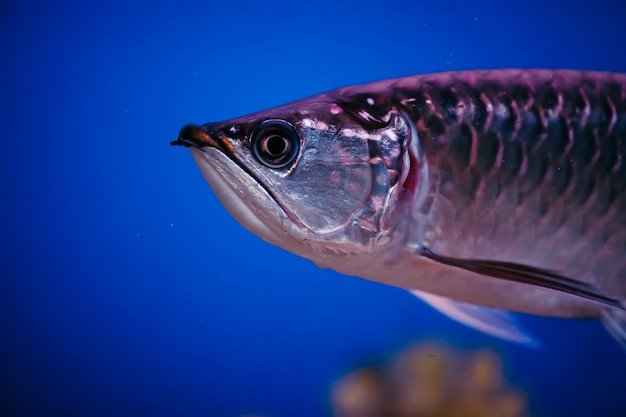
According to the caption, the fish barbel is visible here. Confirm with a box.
[172,69,626,346]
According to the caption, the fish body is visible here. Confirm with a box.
[173,69,626,346]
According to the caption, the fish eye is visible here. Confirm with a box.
[251,119,300,169]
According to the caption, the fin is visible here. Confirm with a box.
[421,247,625,310]
[601,307,626,350]
[411,290,540,346]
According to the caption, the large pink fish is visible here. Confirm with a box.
[172,69,626,346]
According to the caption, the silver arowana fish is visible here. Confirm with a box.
[172,69,626,347]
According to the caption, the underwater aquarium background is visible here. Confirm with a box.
[2,1,626,416]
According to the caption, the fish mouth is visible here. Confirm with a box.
[172,123,274,199]
[171,123,223,149]
[172,123,297,250]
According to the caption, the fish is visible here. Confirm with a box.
[172,69,626,347]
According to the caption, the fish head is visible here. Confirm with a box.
[173,93,420,264]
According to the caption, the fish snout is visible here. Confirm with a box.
[171,124,215,148]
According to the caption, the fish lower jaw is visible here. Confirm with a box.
[190,148,292,250]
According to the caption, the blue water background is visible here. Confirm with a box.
[2,1,626,416]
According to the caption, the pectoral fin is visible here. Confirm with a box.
[421,247,624,310]
[411,290,539,346]
[601,308,626,350]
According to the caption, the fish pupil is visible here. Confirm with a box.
[264,134,288,157]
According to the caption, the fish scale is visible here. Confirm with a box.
[394,73,626,269]
[173,69,626,346]
[413,73,626,334]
